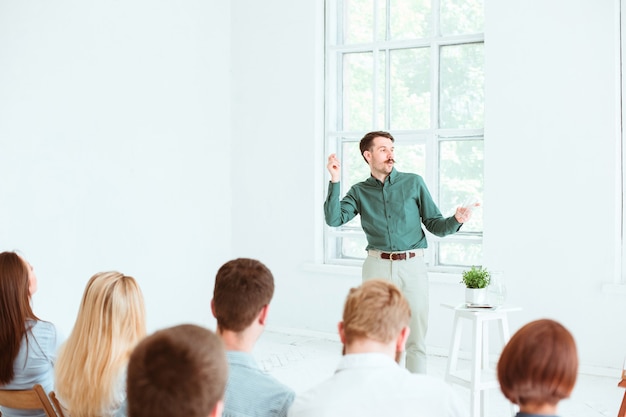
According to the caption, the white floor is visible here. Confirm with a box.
[254,329,625,417]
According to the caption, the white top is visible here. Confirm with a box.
[288,353,466,417]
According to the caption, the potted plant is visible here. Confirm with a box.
[461,266,491,305]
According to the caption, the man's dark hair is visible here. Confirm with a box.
[213,258,274,332]
[359,131,395,164]
[127,324,228,417]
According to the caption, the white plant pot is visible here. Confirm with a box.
[465,288,488,305]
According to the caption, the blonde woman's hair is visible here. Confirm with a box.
[55,272,147,417]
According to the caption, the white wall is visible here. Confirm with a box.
[483,0,623,372]
[1,0,624,375]
[0,0,231,335]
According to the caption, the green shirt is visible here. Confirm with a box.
[324,168,462,251]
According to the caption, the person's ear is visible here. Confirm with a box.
[338,321,346,344]
[208,399,224,417]
[258,304,270,325]
[395,326,410,353]
[210,299,217,319]
[363,150,372,164]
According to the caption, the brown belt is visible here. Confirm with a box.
[368,249,423,261]
[381,252,416,261]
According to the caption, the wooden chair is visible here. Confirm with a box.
[48,391,67,417]
[0,384,58,417]
[618,378,626,417]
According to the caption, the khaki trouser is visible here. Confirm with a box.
[362,251,429,374]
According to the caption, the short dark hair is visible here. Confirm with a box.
[213,258,274,332]
[359,131,395,164]
[497,319,578,407]
[127,324,228,417]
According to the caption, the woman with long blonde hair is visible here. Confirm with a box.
[55,272,146,417]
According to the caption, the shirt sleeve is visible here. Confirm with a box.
[324,181,358,227]
[278,389,296,417]
[416,177,462,237]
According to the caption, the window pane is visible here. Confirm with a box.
[343,53,373,131]
[376,0,386,41]
[439,140,483,232]
[376,52,386,128]
[342,141,371,189]
[344,0,373,44]
[390,48,431,130]
[341,235,368,258]
[440,0,484,36]
[394,142,426,176]
[341,141,368,230]
[390,0,432,40]
[438,241,482,266]
[439,43,484,129]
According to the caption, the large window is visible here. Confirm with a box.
[324,0,485,269]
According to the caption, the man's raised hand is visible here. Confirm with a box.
[327,154,341,183]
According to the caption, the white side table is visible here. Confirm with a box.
[441,303,521,417]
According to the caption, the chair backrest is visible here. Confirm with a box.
[47,392,66,417]
[0,384,58,417]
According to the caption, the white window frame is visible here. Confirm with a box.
[324,0,485,270]
[599,0,623,292]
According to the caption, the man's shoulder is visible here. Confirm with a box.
[289,368,459,417]
[394,170,424,182]
[227,360,294,395]
[352,176,376,188]
[224,366,294,417]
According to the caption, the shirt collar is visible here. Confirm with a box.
[227,351,258,367]
[366,167,398,186]
[335,352,400,373]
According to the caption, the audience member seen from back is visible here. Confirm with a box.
[126,324,228,417]
[55,272,146,417]
[211,258,295,417]
[0,251,61,417]
[497,319,578,417]
[288,279,465,417]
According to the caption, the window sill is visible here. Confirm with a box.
[601,283,626,295]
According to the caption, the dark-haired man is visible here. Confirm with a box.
[127,324,228,417]
[324,131,476,373]
[212,258,294,417]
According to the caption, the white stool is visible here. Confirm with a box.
[441,303,521,417]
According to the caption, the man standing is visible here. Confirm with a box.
[288,280,465,417]
[211,258,295,417]
[324,131,475,373]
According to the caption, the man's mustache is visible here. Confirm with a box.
[386,159,395,163]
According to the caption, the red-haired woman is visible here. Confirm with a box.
[0,251,60,417]
[497,319,578,417]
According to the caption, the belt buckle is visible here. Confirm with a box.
[389,252,400,261]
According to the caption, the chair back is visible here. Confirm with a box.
[48,391,66,417]
[0,384,58,417]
